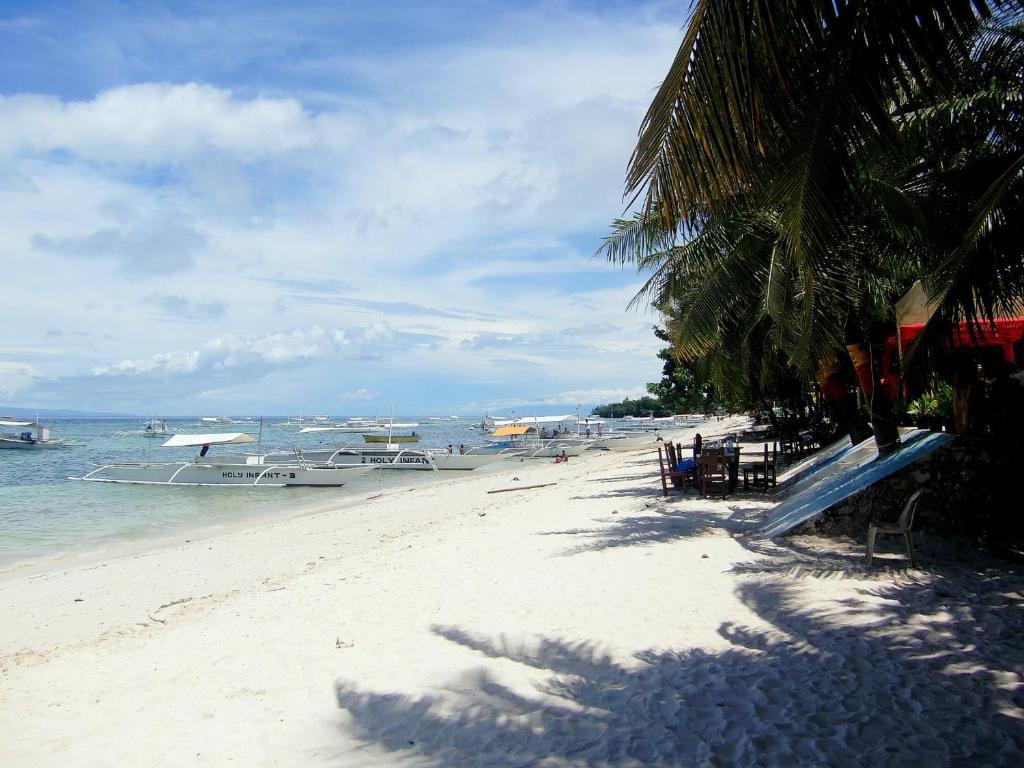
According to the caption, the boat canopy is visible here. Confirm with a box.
[493,425,531,436]
[162,433,257,448]
[492,414,573,426]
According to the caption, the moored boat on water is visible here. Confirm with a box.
[0,419,82,449]
[74,433,375,486]
[199,416,232,426]
[142,419,169,438]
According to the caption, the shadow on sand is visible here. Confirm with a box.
[542,501,767,555]
[335,568,1024,766]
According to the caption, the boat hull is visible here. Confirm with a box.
[587,433,659,450]
[363,434,419,443]
[287,447,515,470]
[485,441,588,459]
[428,453,512,470]
[76,461,374,486]
[0,438,76,449]
[277,448,437,470]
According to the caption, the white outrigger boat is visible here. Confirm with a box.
[487,425,588,459]
[300,418,420,434]
[0,419,82,449]
[288,438,516,471]
[142,419,169,438]
[74,433,376,487]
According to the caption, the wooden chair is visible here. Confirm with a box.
[742,443,778,491]
[866,488,923,567]
[656,443,696,497]
[675,442,699,492]
[697,451,729,499]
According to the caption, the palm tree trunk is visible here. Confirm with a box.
[817,354,872,445]
[846,335,901,455]
[950,353,980,434]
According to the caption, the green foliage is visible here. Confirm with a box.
[590,396,673,418]
[906,383,953,420]
[601,2,1024,450]
[646,327,721,413]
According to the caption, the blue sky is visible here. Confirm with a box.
[0,0,683,416]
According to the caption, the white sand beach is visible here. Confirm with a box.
[2,425,1022,766]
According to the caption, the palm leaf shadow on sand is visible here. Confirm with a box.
[730,535,903,580]
[541,502,767,556]
[334,571,1024,766]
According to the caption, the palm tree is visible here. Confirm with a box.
[608,0,1022,453]
[601,203,878,445]
[893,17,1024,430]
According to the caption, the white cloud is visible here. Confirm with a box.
[0,361,40,397]
[339,388,377,401]
[91,325,355,377]
[2,4,679,413]
[532,386,651,406]
[0,83,322,163]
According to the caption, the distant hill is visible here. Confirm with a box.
[0,406,138,418]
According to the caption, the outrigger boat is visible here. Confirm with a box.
[281,441,438,471]
[301,418,420,434]
[142,419,169,438]
[74,433,375,486]
[488,425,588,458]
[293,432,519,471]
[0,419,82,449]
[199,416,232,426]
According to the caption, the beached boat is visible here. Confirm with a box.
[428,451,513,470]
[590,432,665,451]
[280,445,438,470]
[0,419,82,449]
[74,433,375,486]
[487,425,588,458]
[280,443,515,471]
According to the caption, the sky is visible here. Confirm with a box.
[0,0,684,417]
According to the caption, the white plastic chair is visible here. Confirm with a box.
[866,488,923,567]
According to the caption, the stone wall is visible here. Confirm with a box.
[806,435,1023,551]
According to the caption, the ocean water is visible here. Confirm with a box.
[0,417,495,569]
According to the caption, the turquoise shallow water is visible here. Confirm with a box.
[0,417,493,568]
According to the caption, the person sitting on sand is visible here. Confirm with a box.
[554,449,568,463]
